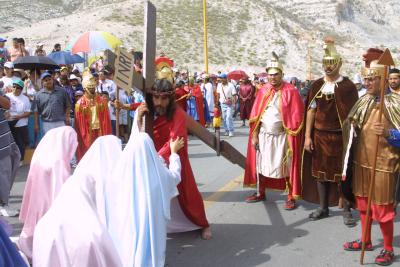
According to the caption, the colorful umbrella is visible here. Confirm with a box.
[257,72,268,78]
[68,31,122,54]
[227,70,249,81]
[48,51,85,65]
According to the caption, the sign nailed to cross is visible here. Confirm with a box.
[114,47,135,93]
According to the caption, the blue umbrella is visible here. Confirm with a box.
[47,51,85,65]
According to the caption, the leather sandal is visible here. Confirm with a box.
[343,211,357,227]
[245,193,266,203]
[343,239,373,251]
[375,249,395,266]
[284,199,296,210]
[309,208,329,220]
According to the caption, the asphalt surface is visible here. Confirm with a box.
[5,119,400,267]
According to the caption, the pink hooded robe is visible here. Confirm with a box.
[32,135,122,267]
[18,126,78,259]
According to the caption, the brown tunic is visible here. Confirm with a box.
[312,92,343,182]
[301,76,358,205]
[353,107,399,204]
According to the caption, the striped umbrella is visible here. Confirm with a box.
[68,31,122,54]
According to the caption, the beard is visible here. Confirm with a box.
[390,83,400,90]
[324,63,340,77]
[154,106,167,116]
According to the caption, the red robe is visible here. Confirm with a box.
[239,84,255,120]
[75,94,112,161]
[154,107,209,228]
[189,85,206,126]
[175,86,189,112]
[243,82,304,198]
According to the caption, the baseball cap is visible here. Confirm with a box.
[69,74,81,82]
[0,38,7,42]
[4,62,14,69]
[12,79,24,89]
[40,72,52,80]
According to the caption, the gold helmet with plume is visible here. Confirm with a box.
[150,55,175,96]
[361,48,385,79]
[265,52,284,74]
[155,56,174,84]
[322,37,341,66]
[81,68,97,90]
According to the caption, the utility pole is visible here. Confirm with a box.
[202,0,209,73]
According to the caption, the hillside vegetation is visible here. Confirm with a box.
[2,0,400,78]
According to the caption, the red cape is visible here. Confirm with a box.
[153,107,209,228]
[243,82,304,198]
[189,85,206,126]
[175,86,189,112]
[75,94,112,161]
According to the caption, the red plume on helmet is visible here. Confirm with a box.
[362,48,384,68]
[155,56,174,68]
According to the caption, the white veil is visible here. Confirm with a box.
[105,115,180,267]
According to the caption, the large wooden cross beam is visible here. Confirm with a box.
[110,1,245,169]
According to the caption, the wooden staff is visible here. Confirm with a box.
[115,87,120,138]
[360,49,394,265]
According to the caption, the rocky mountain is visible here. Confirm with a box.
[2,0,400,79]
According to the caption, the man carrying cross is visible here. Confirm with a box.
[134,61,212,240]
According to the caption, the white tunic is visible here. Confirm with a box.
[258,93,291,178]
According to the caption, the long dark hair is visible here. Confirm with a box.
[146,79,176,121]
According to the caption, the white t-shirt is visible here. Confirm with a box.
[217,82,236,103]
[117,89,128,125]
[108,101,116,121]
[97,79,117,99]
[6,92,31,127]
[1,76,18,93]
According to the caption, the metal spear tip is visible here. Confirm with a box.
[377,48,395,66]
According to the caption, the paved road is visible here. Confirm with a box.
[5,119,400,266]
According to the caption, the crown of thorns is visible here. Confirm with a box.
[149,90,175,96]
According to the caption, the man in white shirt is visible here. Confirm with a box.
[5,79,31,165]
[97,69,117,99]
[117,88,128,142]
[217,73,237,137]
[200,76,214,121]
[1,62,18,94]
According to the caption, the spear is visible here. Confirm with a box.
[360,48,394,265]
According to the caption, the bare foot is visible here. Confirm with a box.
[201,227,212,240]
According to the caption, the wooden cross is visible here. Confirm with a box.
[109,1,245,168]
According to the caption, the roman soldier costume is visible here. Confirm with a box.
[302,38,358,224]
[244,54,304,210]
[342,48,400,266]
